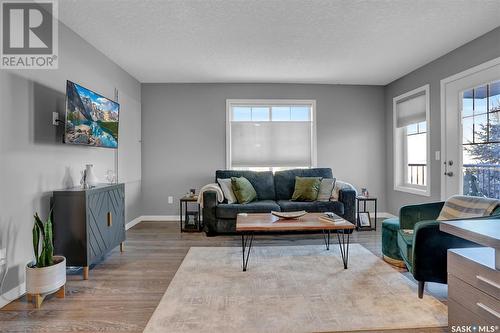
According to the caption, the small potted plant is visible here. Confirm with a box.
[26,211,66,308]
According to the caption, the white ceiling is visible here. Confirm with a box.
[59,0,500,85]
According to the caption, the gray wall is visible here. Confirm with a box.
[141,83,385,215]
[0,22,141,303]
[384,27,500,214]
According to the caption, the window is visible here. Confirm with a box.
[462,81,500,198]
[226,100,316,171]
[393,85,430,196]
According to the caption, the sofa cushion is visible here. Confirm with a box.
[277,200,344,215]
[216,200,281,219]
[397,230,413,267]
[217,178,237,204]
[274,168,333,200]
[291,177,321,201]
[317,178,336,202]
[215,170,275,200]
[231,177,257,204]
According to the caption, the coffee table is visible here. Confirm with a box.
[236,212,355,271]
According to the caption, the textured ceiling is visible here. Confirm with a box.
[59,0,500,84]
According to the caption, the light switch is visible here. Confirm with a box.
[435,151,440,161]
[52,112,59,125]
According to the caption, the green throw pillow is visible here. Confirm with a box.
[291,177,321,201]
[231,177,257,204]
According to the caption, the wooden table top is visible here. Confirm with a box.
[180,195,198,201]
[236,213,355,232]
[440,219,500,249]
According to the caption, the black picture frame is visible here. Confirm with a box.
[358,212,372,228]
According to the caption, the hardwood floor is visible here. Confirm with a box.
[0,220,447,333]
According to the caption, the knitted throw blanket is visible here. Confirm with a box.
[437,195,500,221]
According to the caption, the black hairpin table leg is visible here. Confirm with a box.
[241,233,254,272]
[322,229,331,250]
[337,231,350,269]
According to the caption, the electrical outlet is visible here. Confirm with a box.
[52,112,59,125]
[168,196,173,204]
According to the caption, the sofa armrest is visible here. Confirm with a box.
[399,201,444,230]
[411,220,477,283]
[202,191,218,234]
[339,189,356,223]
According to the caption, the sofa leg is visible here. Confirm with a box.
[418,281,425,298]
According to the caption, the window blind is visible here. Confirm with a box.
[396,93,426,128]
[229,105,313,168]
[231,121,312,167]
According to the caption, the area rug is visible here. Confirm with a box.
[144,244,447,333]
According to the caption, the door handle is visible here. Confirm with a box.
[444,171,453,177]
[107,212,112,227]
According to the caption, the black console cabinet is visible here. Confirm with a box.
[52,183,125,279]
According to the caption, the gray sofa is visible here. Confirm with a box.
[202,168,356,234]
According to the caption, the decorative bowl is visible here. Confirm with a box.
[271,210,307,219]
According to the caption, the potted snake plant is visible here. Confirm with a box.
[26,211,66,307]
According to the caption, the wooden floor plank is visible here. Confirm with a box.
[0,219,447,333]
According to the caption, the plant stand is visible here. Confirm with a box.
[27,284,65,308]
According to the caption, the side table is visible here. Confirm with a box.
[356,196,377,231]
[179,195,201,232]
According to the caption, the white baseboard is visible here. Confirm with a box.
[125,216,143,230]
[141,215,180,221]
[125,215,179,230]
[377,212,397,219]
[0,282,25,309]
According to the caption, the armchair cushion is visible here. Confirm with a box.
[397,230,413,268]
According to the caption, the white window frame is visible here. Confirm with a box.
[226,99,317,170]
[393,85,431,196]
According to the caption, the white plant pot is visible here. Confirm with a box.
[26,256,66,295]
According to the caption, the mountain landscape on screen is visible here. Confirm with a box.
[64,81,119,148]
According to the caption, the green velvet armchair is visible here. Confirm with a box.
[397,201,500,298]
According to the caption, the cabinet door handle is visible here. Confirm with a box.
[107,212,112,227]
[476,275,500,290]
[477,302,500,319]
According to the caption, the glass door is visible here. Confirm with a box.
[442,60,500,199]
[461,81,500,198]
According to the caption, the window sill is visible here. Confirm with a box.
[394,185,431,197]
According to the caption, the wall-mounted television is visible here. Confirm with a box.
[64,81,120,148]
